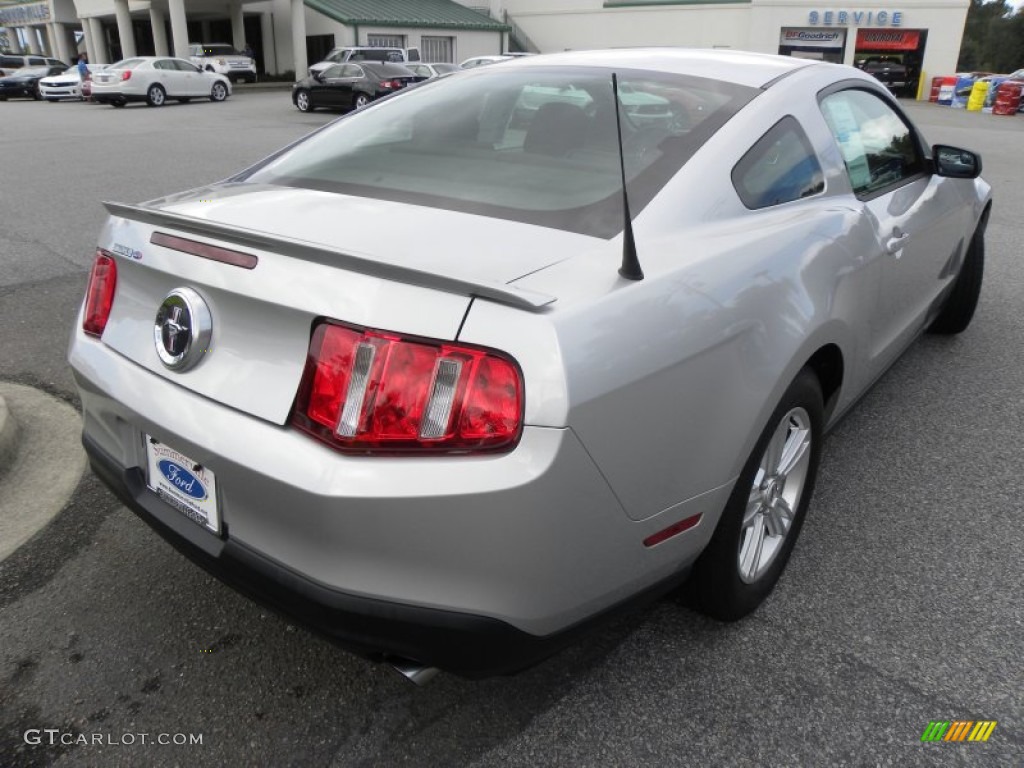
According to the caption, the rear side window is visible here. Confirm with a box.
[28,57,45,65]
[1,56,22,68]
[732,116,824,209]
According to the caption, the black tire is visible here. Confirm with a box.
[687,368,824,621]
[927,223,985,335]
[146,84,166,107]
[210,82,228,102]
[353,92,370,109]
[294,89,313,112]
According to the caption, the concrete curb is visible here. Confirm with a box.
[0,383,87,562]
[0,393,19,480]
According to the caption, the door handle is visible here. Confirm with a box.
[885,229,910,255]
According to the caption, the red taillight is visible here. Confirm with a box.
[82,251,117,337]
[291,321,523,454]
[380,79,402,89]
[120,70,131,81]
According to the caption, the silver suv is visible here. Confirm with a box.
[0,53,65,76]
[188,43,256,83]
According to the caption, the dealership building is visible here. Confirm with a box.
[1,0,968,98]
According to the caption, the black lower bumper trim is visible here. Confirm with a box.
[83,433,687,678]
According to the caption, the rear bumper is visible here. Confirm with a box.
[83,433,689,677]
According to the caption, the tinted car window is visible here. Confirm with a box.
[154,60,176,71]
[243,67,757,238]
[28,57,45,65]
[340,64,363,78]
[820,89,925,197]
[0,56,22,68]
[732,116,824,209]
[173,59,199,72]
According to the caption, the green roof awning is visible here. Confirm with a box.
[303,0,509,31]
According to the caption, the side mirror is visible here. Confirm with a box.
[313,71,324,82]
[933,145,982,179]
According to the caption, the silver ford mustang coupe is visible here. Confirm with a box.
[69,49,991,680]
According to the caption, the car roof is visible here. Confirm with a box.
[497,48,816,89]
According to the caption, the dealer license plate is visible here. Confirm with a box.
[145,436,220,534]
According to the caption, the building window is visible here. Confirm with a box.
[367,34,405,49]
[422,36,454,63]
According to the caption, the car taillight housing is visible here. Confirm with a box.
[380,79,403,89]
[291,321,523,455]
[83,250,117,337]
[120,70,131,81]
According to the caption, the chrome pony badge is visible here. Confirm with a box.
[154,288,212,371]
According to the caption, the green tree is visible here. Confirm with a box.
[958,0,1020,72]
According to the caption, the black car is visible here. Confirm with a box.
[0,65,68,100]
[292,62,424,113]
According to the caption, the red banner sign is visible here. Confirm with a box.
[856,29,920,51]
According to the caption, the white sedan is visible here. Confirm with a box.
[39,64,108,101]
[90,56,231,107]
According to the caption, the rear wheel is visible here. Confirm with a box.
[295,89,313,112]
[210,82,228,102]
[928,224,985,335]
[146,84,166,107]
[353,92,370,109]
[687,368,823,621]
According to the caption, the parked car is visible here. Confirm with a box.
[188,43,257,83]
[90,57,231,107]
[309,46,420,77]
[0,53,66,76]
[39,63,108,101]
[858,56,909,95]
[460,54,513,69]
[292,61,422,112]
[405,62,460,80]
[0,64,68,100]
[71,50,991,680]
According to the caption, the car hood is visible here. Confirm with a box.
[0,75,36,83]
[145,182,606,288]
[41,72,78,84]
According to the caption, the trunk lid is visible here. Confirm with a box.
[96,185,588,425]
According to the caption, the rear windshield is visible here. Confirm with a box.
[241,66,757,238]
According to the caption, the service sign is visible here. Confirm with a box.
[0,3,51,27]
[808,9,904,27]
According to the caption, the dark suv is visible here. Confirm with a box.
[859,56,909,95]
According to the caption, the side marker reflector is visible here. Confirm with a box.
[644,514,702,548]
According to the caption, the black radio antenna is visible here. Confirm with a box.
[611,72,643,281]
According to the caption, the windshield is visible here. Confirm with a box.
[202,45,238,56]
[241,66,757,237]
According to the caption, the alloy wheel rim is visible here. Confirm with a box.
[297,92,308,110]
[151,88,163,105]
[737,407,812,584]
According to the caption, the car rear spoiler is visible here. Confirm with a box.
[104,202,557,311]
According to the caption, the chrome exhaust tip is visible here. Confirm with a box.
[389,658,440,686]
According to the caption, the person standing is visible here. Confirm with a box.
[77,53,92,102]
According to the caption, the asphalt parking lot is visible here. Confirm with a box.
[1,90,1023,767]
